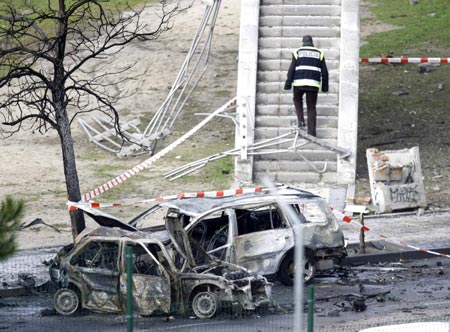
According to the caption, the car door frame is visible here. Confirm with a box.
[119,239,173,316]
[68,239,122,313]
[232,202,294,275]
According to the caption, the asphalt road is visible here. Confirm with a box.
[2,256,450,332]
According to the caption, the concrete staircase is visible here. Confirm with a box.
[254,0,342,184]
[236,0,359,205]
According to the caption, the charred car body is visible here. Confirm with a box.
[153,187,346,285]
[81,186,346,286]
[49,218,272,318]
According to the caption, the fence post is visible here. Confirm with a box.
[126,245,133,332]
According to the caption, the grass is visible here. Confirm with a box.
[361,0,450,57]
[357,0,450,207]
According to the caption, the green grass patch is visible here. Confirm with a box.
[173,155,234,188]
[361,0,450,57]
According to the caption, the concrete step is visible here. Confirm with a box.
[254,171,338,184]
[258,48,340,61]
[256,104,338,117]
[255,127,338,140]
[260,5,341,17]
[259,37,340,50]
[259,26,340,39]
[261,0,342,5]
[256,93,338,106]
[260,16,341,28]
[254,148,339,161]
[255,115,338,128]
[258,59,339,71]
[251,139,336,152]
[257,69,339,83]
[254,160,337,173]
[257,82,339,94]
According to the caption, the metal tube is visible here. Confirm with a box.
[261,179,304,332]
[126,245,133,332]
[307,286,314,332]
[293,223,305,332]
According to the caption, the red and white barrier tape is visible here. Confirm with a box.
[81,97,237,202]
[360,57,450,64]
[332,208,450,259]
[331,208,370,232]
[70,187,266,210]
[378,235,450,258]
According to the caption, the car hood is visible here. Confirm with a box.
[77,205,138,232]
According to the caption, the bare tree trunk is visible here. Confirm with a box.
[56,102,86,239]
[52,0,85,239]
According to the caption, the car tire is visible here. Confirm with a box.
[192,291,220,319]
[54,287,81,316]
[278,251,317,286]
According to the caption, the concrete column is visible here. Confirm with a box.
[235,0,259,185]
[337,0,360,185]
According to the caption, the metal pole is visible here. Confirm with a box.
[359,213,366,254]
[262,178,304,331]
[293,224,305,332]
[307,286,314,332]
[126,245,133,332]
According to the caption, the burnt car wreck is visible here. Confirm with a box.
[75,186,347,286]
[50,219,272,318]
[158,187,347,285]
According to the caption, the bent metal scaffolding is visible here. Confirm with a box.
[78,0,223,157]
[77,0,351,182]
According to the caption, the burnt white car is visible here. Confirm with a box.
[85,186,346,285]
[49,217,272,318]
[152,187,347,285]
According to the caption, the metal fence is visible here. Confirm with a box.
[1,245,450,332]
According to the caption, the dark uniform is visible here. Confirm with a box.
[284,36,328,137]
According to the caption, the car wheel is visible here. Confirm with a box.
[192,291,220,319]
[54,288,80,316]
[278,252,316,286]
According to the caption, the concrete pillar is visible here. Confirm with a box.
[337,0,360,185]
[235,0,259,185]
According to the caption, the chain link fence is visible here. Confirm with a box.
[2,247,450,332]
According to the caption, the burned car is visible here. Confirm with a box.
[154,187,346,285]
[76,186,346,286]
[49,218,272,318]
[112,186,346,285]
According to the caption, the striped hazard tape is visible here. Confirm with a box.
[360,57,450,64]
[70,187,266,210]
[332,208,450,259]
[81,97,237,202]
[331,208,370,232]
[378,235,450,258]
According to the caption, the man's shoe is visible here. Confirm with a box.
[298,121,306,128]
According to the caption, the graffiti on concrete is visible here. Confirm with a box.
[390,185,418,203]
[366,147,427,213]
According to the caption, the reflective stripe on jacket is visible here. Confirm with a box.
[292,47,323,88]
[285,46,329,92]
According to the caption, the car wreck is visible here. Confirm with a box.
[78,186,346,286]
[157,187,346,285]
[49,217,272,318]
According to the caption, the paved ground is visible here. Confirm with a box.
[342,209,450,252]
[2,208,450,295]
[2,209,450,331]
